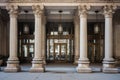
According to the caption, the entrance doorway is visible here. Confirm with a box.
[87,22,104,63]
[54,43,67,62]
[46,22,74,63]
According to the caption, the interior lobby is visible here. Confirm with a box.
[0,0,120,74]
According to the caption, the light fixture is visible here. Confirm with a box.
[58,10,63,34]
[23,10,29,34]
[23,24,29,34]
[94,10,99,34]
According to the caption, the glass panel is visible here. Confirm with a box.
[23,45,28,57]
[51,32,54,35]
[61,44,66,60]
[49,39,54,60]
[58,39,66,43]
[30,39,34,43]
[63,31,69,35]
[55,44,60,60]
[47,40,49,60]
[67,39,70,61]
[54,31,58,35]
[54,39,58,43]
[29,45,34,57]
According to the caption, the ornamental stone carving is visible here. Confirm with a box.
[32,5,44,17]
[103,5,117,18]
[6,5,19,18]
[78,5,90,18]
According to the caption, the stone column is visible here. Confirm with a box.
[76,5,92,73]
[102,5,118,73]
[30,5,45,72]
[74,15,80,64]
[41,16,46,64]
[4,5,20,72]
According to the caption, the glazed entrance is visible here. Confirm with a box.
[46,22,74,63]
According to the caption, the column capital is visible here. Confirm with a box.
[78,5,90,18]
[103,5,117,18]
[32,5,44,17]
[6,5,19,18]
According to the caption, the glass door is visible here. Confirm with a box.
[54,43,67,62]
[18,39,34,63]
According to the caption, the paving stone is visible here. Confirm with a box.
[0,64,120,80]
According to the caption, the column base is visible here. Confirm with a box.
[102,60,119,73]
[30,59,45,72]
[76,60,92,73]
[4,60,21,72]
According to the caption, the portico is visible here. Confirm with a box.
[0,0,120,73]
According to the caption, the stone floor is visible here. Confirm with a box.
[0,63,120,80]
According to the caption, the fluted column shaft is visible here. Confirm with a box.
[76,5,92,73]
[4,5,20,72]
[102,5,118,73]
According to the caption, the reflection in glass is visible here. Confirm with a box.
[29,45,34,57]
[23,45,27,57]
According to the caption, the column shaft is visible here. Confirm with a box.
[102,5,118,73]
[9,15,18,59]
[30,5,45,72]
[34,14,42,59]
[76,5,92,73]
[80,17,88,60]
[105,17,113,60]
[4,5,20,72]
[41,16,46,64]
[74,16,80,64]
